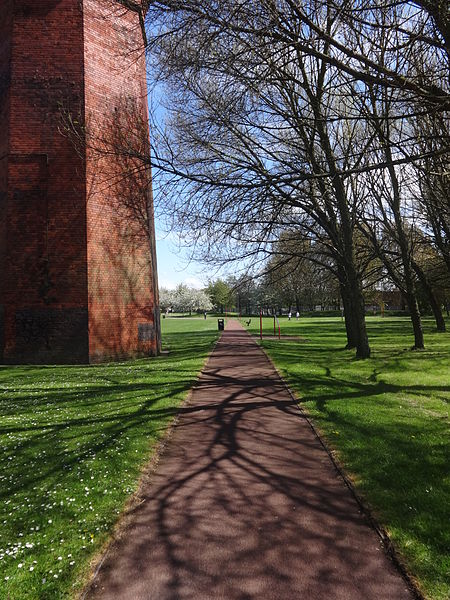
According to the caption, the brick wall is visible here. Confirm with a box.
[1,0,89,362]
[0,1,13,360]
[83,0,159,361]
[0,0,159,363]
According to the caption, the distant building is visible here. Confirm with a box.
[366,289,405,312]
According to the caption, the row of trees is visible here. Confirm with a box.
[159,284,212,314]
[265,229,449,320]
[158,274,337,316]
[222,273,340,315]
[197,267,448,317]
[142,0,449,357]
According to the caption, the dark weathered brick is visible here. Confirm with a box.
[0,0,159,363]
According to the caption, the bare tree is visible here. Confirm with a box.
[81,0,448,356]
[146,0,389,356]
[414,112,450,275]
[146,0,449,109]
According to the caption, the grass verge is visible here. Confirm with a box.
[245,316,450,600]
[0,318,218,599]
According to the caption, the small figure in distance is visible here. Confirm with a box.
[288,311,292,320]
[204,312,207,319]
[296,311,299,320]
[246,318,251,326]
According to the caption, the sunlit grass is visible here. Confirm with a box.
[3,314,448,598]
[0,317,218,599]
[248,315,450,600]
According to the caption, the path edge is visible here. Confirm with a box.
[78,330,224,600]
[250,332,425,600]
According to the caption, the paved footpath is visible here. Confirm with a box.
[88,320,414,600]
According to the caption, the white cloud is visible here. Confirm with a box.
[184,277,204,289]
[158,276,205,290]
[158,278,177,290]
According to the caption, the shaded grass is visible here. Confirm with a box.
[0,318,218,599]
[248,316,450,600]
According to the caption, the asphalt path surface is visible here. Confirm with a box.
[87,320,413,600]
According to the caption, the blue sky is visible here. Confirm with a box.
[148,83,209,290]
[155,223,208,290]
[154,220,237,290]
[149,82,232,290]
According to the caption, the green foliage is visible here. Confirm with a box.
[160,285,213,313]
[252,316,450,600]
[0,318,218,599]
[206,279,233,312]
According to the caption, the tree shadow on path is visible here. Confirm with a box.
[87,326,413,600]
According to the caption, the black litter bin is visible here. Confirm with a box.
[218,318,225,331]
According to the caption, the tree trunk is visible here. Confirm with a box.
[354,299,371,359]
[412,260,446,332]
[401,266,425,349]
[340,279,370,358]
[348,275,371,359]
[429,292,446,332]
[340,283,357,349]
[403,291,425,349]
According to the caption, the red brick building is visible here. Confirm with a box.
[0,0,160,363]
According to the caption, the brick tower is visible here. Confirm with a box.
[0,0,160,363]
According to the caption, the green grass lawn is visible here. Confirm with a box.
[0,318,219,599]
[2,315,448,599]
[246,315,450,600]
